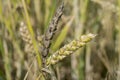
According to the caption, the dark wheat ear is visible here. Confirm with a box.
[41,3,64,65]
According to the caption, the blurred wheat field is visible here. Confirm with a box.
[0,0,120,80]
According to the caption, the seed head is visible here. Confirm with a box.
[46,33,96,66]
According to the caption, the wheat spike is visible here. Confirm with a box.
[19,21,42,54]
[46,33,96,66]
[19,21,34,53]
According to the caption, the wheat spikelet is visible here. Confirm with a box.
[19,21,34,53]
[19,22,32,44]
[19,21,42,54]
[46,33,96,66]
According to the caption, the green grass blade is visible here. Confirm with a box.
[51,17,74,51]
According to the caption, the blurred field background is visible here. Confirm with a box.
[0,0,120,80]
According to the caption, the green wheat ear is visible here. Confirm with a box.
[46,33,96,67]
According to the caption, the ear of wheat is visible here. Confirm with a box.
[19,21,42,54]
[46,33,96,67]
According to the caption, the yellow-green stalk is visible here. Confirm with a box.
[46,33,96,66]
